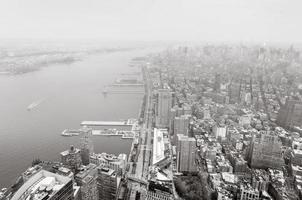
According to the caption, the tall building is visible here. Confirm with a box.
[277,99,302,129]
[97,167,118,200]
[61,145,82,173]
[75,163,98,200]
[176,134,197,173]
[173,115,190,136]
[169,105,191,135]
[80,126,94,166]
[169,107,177,134]
[248,132,284,169]
[228,81,241,104]
[156,89,173,128]
[11,170,73,200]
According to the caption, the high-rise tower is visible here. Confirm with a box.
[156,89,172,128]
[81,126,94,166]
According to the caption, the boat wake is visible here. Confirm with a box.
[27,99,45,111]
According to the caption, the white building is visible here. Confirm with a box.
[11,170,73,200]
[213,125,227,140]
[90,153,127,174]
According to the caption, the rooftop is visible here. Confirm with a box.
[75,163,97,180]
[152,128,166,165]
[98,167,116,177]
[11,170,71,200]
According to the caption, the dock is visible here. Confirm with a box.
[91,130,135,139]
[81,121,132,126]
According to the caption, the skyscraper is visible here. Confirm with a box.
[75,163,98,200]
[80,126,94,166]
[156,89,173,128]
[174,115,190,136]
[169,105,192,136]
[11,170,74,200]
[277,99,302,129]
[228,81,241,104]
[97,167,118,200]
[176,134,197,173]
[61,145,82,173]
[248,132,284,169]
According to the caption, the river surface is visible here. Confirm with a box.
[0,47,157,188]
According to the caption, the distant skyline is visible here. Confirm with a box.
[0,0,301,43]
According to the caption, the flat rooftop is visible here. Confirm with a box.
[152,128,166,165]
[11,170,71,200]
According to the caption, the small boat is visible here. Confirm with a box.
[61,129,81,137]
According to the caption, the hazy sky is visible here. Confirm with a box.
[0,0,301,43]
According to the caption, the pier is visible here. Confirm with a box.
[81,120,133,127]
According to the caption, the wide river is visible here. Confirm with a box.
[0,47,158,188]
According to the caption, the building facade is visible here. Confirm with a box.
[75,164,98,200]
[174,115,190,136]
[156,89,172,128]
[277,99,302,129]
[60,145,82,173]
[97,167,118,200]
[248,133,284,169]
[80,126,94,166]
[176,134,197,173]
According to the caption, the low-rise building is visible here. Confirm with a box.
[90,153,127,175]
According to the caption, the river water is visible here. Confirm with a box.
[0,48,156,188]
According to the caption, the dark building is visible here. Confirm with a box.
[277,99,302,129]
[97,167,118,200]
[228,82,241,104]
[75,164,98,200]
[80,126,94,166]
[247,132,284,170]
[147,180,173,200]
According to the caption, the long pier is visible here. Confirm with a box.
[104,90,144,94]
[81,120,133,126]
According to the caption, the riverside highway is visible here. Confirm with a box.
[126,65,154,198]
